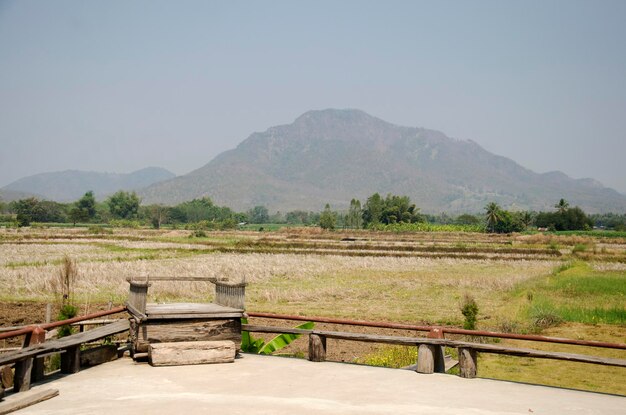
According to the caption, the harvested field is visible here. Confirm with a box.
[0,227,624,394]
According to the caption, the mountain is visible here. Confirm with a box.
[2,167,176,202]
[139,109,626,213]
[0,189,42,202]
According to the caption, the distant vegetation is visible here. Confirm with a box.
[0,189,622,235]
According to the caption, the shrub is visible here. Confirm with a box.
[461,294,479,330]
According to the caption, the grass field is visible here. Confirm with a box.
[0,226,624,394]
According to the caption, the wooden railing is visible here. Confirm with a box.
[0,307,128,394]
[243,318,626,379]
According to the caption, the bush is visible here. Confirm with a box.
[461,294,479,330]
[109,219,141,228]
[57,304,78,337]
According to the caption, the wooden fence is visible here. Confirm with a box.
[242,320,626,379]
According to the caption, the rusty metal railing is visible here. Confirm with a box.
[0,306,127,341]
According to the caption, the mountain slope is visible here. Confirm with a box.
[139,109,626,213]
[3,167,176,202]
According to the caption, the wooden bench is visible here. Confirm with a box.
[126,278,246,357]
[243,325,626,378]
[0,320,129,392]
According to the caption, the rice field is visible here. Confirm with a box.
[0,226,624,394]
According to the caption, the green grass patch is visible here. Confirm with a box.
[551,230,626,238]
[519,262,626,326]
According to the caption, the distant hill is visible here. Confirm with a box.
[0,189,41,202]
[2,167,176,202]
[139,109,624,214]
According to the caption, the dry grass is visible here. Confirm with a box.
[1,227,624,394]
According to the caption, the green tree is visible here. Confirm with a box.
[69,191,97,225]
[247,205,269,224]
[107,191,140,219]
[319,204,336,230]
[347,199,362,229]
[362,193,384,226]
[12,198,42,226]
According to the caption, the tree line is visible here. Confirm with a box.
[0,190,622,233]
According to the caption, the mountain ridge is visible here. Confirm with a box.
[139,109,626,213]
[2,167,176,202]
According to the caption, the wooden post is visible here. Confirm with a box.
[127,279,151,314]
[30,328,46,382]
[416,344,444,374]
[308,334,326,362]
[14,327,45,392]
[61,346,81,374]
[458,347,477,378]
[45,304,52,324]
[426,328,447,374]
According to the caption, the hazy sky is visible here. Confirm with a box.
[1,0,625,193]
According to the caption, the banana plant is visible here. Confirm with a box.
[241,318,315,355]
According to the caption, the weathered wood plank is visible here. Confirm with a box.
[453,341,626,368]
[243,325,626,368]
[147,313,244,320]
[316,330,453,347]
[242,325,312,335]
[308,334,326,362]
[146,303,243,314]
[137,319,240,353]
[149,340,236,366]
[125,302,147,322]
[0,320,130,367]
[0,388,58,415]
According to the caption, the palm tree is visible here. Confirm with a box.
[554,199,569,213]
[484,202,502,233]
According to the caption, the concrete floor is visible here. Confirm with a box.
[11,354,626,414]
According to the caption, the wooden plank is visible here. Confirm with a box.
[137,319,240,352]
[316,330,453,347]
[147,313,244,320]
[0,320,130,367]
[139,276,218,282]
[243,325,626,368]
[148,341,236,366]
[0,388,58,415]
[242,325,312,335]
[453,342,626,368]
[146,303,243,314]
[125,302,147,322]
